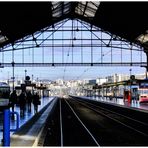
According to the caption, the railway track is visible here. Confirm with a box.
[43,97,148,146]
[71,97,148,136]
[43,98,99,146]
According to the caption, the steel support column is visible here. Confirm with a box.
[144,48,148,79]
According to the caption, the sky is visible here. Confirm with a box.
[0,16,146,81]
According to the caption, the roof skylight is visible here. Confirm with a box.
[75,1,100,17]
[52,2,71,17]
[0,31,8,44]
[137,33,148,44]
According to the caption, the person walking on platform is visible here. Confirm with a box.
[26,91,32,112]
[19,90,26,117]
[33,92,40,114]
[9,90,17,120]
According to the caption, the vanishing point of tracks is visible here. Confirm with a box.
[43,97,148,146]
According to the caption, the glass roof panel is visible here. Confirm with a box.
[64,7,69,14]
[53,11,61,17]
[88,1,100,10]
[75,2,85,15]
[85,10,95,17]
[64,2,71,14]
[81,1,87,6]
[75,1,100,17]
[52,2,100,18]
[87,2,97,10]
[52,2,71,17]
[52,2,60,10]
[75,6,83,15]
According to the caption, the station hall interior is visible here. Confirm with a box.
[0,1,148,147]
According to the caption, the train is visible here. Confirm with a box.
[94,79,148,103]
[123,81,148,103]
[138,88,148,103]
[0,82,10,106]
[101,79,148,103]
[0,82,10,99]
[138,81,148,103]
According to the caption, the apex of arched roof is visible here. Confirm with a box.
[0,1,148,49]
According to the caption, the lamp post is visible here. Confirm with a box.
[12,61,15,91]
[24,69,27,81]
[129,68,132,78]
[129,68,132,103]
[31,74,34,94]
[32,74,33,82]
[7,71,9,85]
[115,73,117,100]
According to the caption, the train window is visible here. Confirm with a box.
[141,96,147,98]
[138,89,148,94]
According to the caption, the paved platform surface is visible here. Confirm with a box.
[81,96,148,111]
[10,97,58,147]
[0,96,55,146]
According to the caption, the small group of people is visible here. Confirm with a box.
[9,89,41,118]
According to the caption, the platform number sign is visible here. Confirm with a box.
[25,76,30,81]
[130,75,135,81]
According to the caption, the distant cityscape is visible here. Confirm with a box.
[0,72,146,97]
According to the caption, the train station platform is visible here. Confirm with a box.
[79,96,148,112]
[0,96,56,146]
[1,95,148,146]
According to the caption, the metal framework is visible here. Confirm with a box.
[0,62,146,67]
[0,18,146,68]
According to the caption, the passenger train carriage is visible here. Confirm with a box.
[138,81,148,103]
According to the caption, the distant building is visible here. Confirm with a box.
[96,78,107,85]
[88,79,96,84]
[135,73,146,79]
[105,73,146,83]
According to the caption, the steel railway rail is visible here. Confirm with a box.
[66,97,148,146]
[43,98,100,146]
[63,99,100,146]
[71,97,148,137]
[43,97,148,146]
